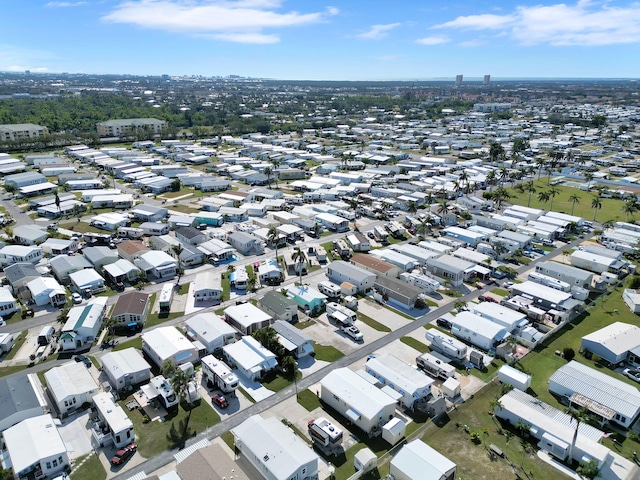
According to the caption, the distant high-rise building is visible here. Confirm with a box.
[483,75,491,85]
[455,75,463,86]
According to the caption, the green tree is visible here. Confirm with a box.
[623,199,638,222]
[525,180,537,207]
[537,190,551,207]
[292,246,308,285]
[264,165,273,189]
[267,226,279,262]
[548,186,560,211]
[591,197,602,221]
[567,407,593,466]
[577,459,601,480]
[569,193,581,216]
[489,142,505,163]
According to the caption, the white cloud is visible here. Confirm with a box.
[416,35,449,45]
[45,1,87,7]
[356,23,401,40]
[102,0,336,44]
[432,0,640,46]
[0,45,53,72]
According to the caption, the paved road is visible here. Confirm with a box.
[111,234,588,480]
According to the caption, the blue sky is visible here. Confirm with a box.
[1,0,640,80]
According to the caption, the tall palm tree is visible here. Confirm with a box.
[264,166,273,189]
[486,170,497,192]
[567,407,591,466]
[525,181,537,207]
[270,158,281,187]
[535,157,546,180]
[583,171,594,190]
[267,226,279,262]
[569,193,581,216]
[548,186,560,211]
[292,246,307,285]
[406,201,418,214]
[489,142,505,163]
[537,190,551,207]
[622,199,638,222]
[416,218,431,239]
[591,197,602,221]
[498,167,509,186]
[492,187,511,210]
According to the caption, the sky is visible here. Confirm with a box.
[2,0,640,80]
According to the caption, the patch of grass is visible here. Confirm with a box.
[469,358,505,382]
[507,180,633,223]
[424,299,438,307]
[295,320,314,329]
[261,370,301,393]
[70,452,106,480]
[69,223,107,234]
[357,312,391,332]
[177,283,189,295]
[312,342,344,362]
[114,337,142,351]
[0,364,28,378]
[146,310,185,328]
[4,330,27,360]
[426,381,562,480]
[237,386,256,403]
[221,431,235,451]
[297,388,322,411]
[120,397,220,458]
[95,286,118,297]
[490,288,510,297]
[515,255,532,265]
[400,336,430,353]
[167,204,200,214]
[160,189,193,199]
[221,276,230,301]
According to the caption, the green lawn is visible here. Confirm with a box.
[490,288,510,297]
[119,397,220,458]
[114,337,142,351]
[297,388,322,411]
[70,453,106,480]
[221,276,230,301]
[357,312,392,332]
[399,336,430,353]
[425,382,562,480]
[261,370,301,392]
[295,320,314,329]
[4,331,26,360]
[146,310,185,328]
[506,180,636,223]
[237,386,256,403]
[312,342,344,362]
[0,364,28,378]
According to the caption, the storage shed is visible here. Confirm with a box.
[497,365,532,391]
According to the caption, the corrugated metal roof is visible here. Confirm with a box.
[549,361,640,419]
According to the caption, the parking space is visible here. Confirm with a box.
[58,411,94,461]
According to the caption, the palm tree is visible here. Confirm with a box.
[498,167,509,186]
[55,192,61,214]
[535,157,546,180]
[566,407,591,466]
[584,171,594,190]
[548,186,560,211]
[569,193,581,216]
[591,197,602,221]
[537,190,551,207]
[264,165,273,189]
[489,142,505,163]
[291,246,307,285]
[406,201,418,215]
[492,187,511,210]
[416,219,431,239]
[525,181,537,207]
[270,158,281,187]
[486,170,497,192]
[267,226,279,261]
[437,200,449,224]
[623,199,638,222]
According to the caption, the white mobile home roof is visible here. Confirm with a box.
[581,322,640,360]
[512,281,572,304]
[142,327,196,362]
[546,210,582,224]
[45,361,98,400]
[549,361,640,420]
[571,250,618,267]
[321,367,397,421]
[100,348,150,378]
[452,311,509,340]
[185,313,236,344]
[223,336,277,373]
[471,302,527,331]
[93,392,133,435]
[366,354,433,396]
[3,414,67,475]
[391,439,456,480]
[509,205,544,216]
[232,415,318,480]
[225,303,271,329]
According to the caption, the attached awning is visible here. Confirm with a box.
[346,408,361,422]
[141,384,158,400]
[541,432,569,451]
[381,385,403,401]
[570,392,615,420]
[473,265,491,276]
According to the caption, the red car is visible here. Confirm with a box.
[110,443,137,466]
[211,393,229,408]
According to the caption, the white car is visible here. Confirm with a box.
[623,368,640,383]
[342,325,363,342]
[72,293,83,304]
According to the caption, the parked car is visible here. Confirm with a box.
[478,295,497,303]
[436,318,452,330]
[624,368,640,383]
[342,325,363,342]
[74,354,92,368]
[72,292,83,304]
[211,393,229,408]
[367,232,375,239]
[502,281,514,289]
[542,239,555,247]
[110,443,137,466]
